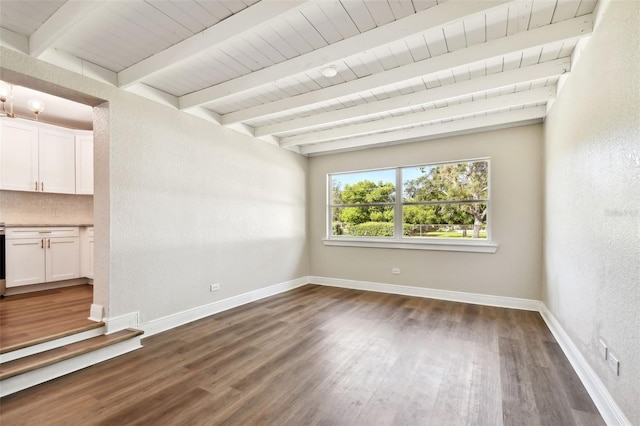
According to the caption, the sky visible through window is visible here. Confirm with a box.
[332,168,425,188]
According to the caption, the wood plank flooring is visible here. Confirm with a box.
[0,285,605,425]
[0,285,100,353]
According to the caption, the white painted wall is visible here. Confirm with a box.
[543,1,640,423]
[309,125,543,300]
[0,47,309,323]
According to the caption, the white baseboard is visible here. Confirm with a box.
[141,276,309,337]
[105,311,139,334]
[4,278,90,296]
[0,336,142,398]
[309,276,542,311]
[539,305,631,426]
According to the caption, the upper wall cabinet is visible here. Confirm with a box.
[37,125,77,194]
[0,118,92,195]
[0,118,39,192]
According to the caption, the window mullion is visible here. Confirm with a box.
[395,167,402,241]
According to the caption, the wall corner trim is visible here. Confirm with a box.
[88,304,104,322]
[539,304,631,426]
[141,277,309,337]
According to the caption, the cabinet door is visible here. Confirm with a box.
[46,237,80,282]
[5,238,46,287]
[39,127,76,194]
[0,119,39,192]
[75,134,93,194]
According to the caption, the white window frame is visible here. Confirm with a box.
[324,158,498,253]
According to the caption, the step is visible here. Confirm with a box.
[0,322,106,364]
[0,329,144,397]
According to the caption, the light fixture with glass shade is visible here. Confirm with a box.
[0,80,46,121]
[27,98,45,121]
[0,81,16,118]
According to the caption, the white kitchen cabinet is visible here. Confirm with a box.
[39,126,76,194]
[0,118,77,194]
[5,238,46,286]
[0,118,39,192]
[5,227,80,287]
[80,227,94,279]
[75,132,93,195]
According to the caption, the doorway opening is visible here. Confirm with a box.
[0,71,108,350]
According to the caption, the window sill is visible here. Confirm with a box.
[322,238,498,253]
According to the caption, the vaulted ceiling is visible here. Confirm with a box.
[0,0,596,155]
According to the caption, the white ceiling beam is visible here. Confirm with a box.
[124,83,179,109]
[224,14,592,125]
[29,0,103,58]
[0,28,29,54]
[256,58,570,137]
[184,107,222,126]
[38,48,117,86]
[281,86,555,147]
[118,0,306,89]
[180,0,512,110]
[300,107,546,155]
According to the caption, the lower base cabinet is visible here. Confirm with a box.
[5,227,80,287]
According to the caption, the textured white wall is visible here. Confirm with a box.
[543,1,640,423]
[0,48,309,323]
[309,125,544,299]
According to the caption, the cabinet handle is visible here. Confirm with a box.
[41,182,44,191]
[47,238,51,249]
[35,181,38,191]
[41,239,44,249]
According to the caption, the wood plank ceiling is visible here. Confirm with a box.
[0,0,597,155]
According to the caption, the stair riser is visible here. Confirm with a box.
[0,327,106,364]
[0,337,142,397]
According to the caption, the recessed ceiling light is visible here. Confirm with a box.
[321,66,337,78]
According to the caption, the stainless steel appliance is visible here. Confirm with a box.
[0,223,5,296]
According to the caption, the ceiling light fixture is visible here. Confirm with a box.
[0,81,46,121]
[27,98,45,121]
[320,66,337,78]
[0,81,15,118]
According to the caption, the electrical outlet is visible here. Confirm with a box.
[392,268,400,275]
[608,351,620,376]
[210,283,220,292]
[598,339,608,360]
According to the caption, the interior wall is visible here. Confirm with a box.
[0,191,93,225]
[542,1,640,423]
[0,47,309,323]
[308,125,543,300]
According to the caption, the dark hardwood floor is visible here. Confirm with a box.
[0,284,604,425]
[0,285,100,353]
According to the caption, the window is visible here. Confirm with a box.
[327,159,495,252]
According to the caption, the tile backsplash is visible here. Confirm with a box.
[0,190,93,224]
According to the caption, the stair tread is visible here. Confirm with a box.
[0,329,143,380]
[0,321,106,355]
